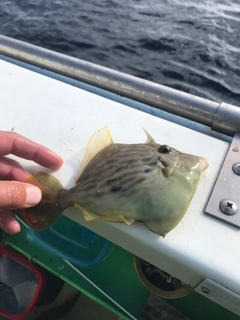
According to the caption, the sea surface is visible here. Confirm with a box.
[0,0,240,105]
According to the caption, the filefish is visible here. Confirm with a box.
[23,127,208,237]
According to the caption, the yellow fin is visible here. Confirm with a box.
[74,204,134,225]
[142,127,156,146]
[74,204,98,221]
[93,214,134,225]
[25,172,63,193]
[75,126,113,184]
[23,172,64,231]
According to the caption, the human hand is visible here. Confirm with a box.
[0,131,63,234]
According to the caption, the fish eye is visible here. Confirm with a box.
[158,145,171,154]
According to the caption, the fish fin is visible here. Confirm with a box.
[23,172,64,231]
[74,204,134,225]
[93,214,134,225]
[142,127,156,146]
[74,204,98,221]
[75,126,114,184]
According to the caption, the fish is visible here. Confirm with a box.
[22,126,208,237]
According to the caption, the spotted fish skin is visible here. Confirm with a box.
[61,142,207,236]
[24,127,208,236]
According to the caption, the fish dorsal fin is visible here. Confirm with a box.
[142,127,156,146]
[74,126,113,184]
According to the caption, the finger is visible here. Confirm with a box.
[0,181,42,209]
[0,157,30,181]
[0,210,21,234]
[0,131,63,169]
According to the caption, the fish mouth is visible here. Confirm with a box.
[200,157,209,171]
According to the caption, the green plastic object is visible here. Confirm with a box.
[2,221,240,320]
[26,215,113,268]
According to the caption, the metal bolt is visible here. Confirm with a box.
[233,163,240,175]
[219,200,238,215]
[201,287,210,294]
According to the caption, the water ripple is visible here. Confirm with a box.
[0,0,240,106]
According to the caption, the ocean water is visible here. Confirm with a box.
[0,0,240,105]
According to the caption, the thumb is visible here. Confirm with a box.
[0,181,42,209]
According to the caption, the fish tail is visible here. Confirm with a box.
[23,172,66,231]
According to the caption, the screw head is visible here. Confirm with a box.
[233,163,240,175]
[219,200,238,215]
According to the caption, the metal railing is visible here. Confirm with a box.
[0,35,239,136]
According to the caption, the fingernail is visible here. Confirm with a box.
[25,186,42,206]
[8,221,21,234]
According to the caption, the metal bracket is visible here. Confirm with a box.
[205,133,240,228]
[195,278,240,316]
